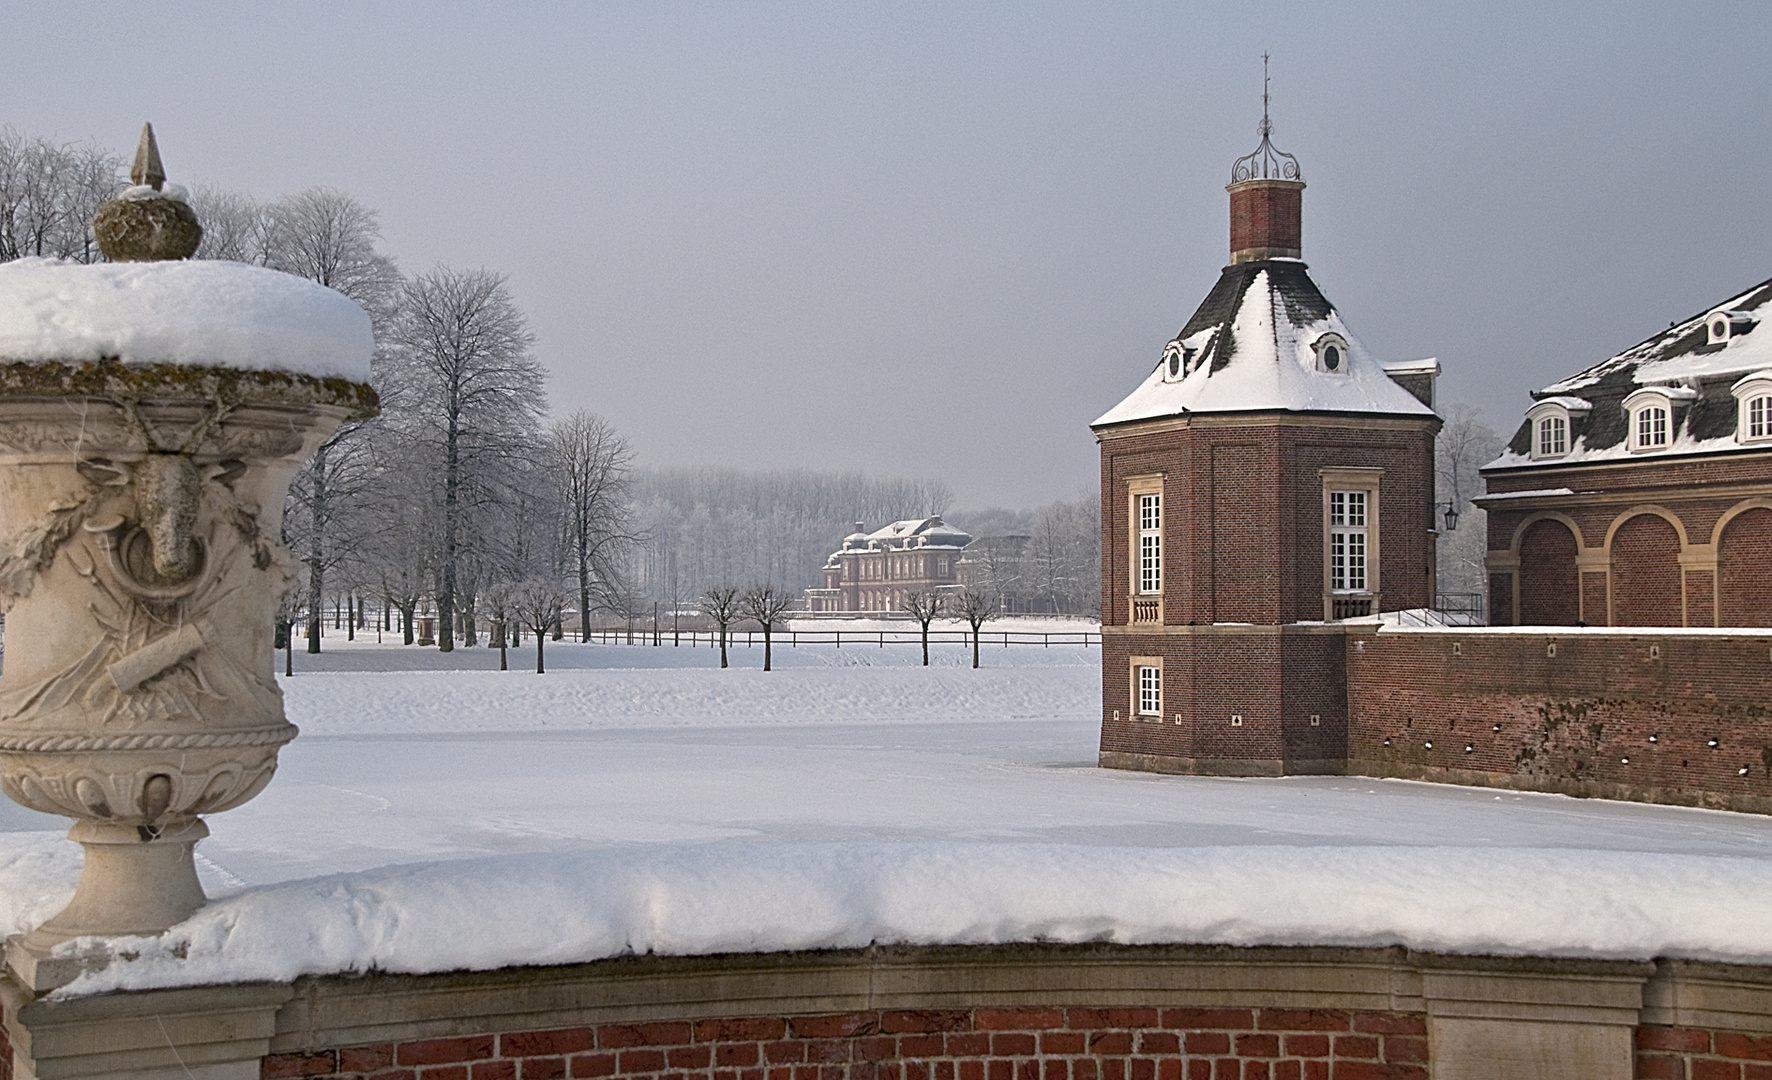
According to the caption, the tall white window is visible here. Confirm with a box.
[1138,493,1161,594]
[1137,665,1161,717]
[1537,415,1567,457]
[1636,405,1669,449]
[1329,491,1368,592]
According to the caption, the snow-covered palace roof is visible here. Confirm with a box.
[1092,260,1437,428]
[1488,274,1772,471]
[829,517,974,562]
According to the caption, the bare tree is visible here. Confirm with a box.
[739,584,795,672]
[1435,403,1504,601]
[392,267,545,652]
[482,581,513,671]
[699,585,740,669]
[900,590,948,666]
[552,411,636,641]
[0,130,123,264]
[953,588,999,669]
[509,577,569,674]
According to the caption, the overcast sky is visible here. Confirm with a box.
[9,2,1771,507]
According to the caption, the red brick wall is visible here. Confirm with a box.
[1348,630,1772,809]
[1612,514,1684,627]
[1098,421,1435,630]
[261,1005,1429,1080]
[1721,508,1772,628]
[1518,520,1578,626]
[1636,1024,1772,1079]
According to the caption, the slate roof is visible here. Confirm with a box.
[1092,259,1437,429]
[1487,275,1772,471]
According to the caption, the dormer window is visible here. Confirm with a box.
[1313,333,1349,374]
[1622,387,1692,452]
[1524,397,1588,460]
[1732,371,1772,445]
[1162,341,1187,382]
[1708,310,1757,345]
[1538,414,1567,457]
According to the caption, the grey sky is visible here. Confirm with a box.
[8,2,1770,507]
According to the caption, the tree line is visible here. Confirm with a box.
[0,127,1103,657]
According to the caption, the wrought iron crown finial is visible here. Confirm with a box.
[1230,54,1301,185]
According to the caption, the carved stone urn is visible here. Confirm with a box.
[0,126,377,990]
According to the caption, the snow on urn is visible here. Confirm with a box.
[0,125,378,990]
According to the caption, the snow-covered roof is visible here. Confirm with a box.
[0,257,374,381]
[1487,274,1772,472]
[1092,261,1437,429]
[834,517,974,556]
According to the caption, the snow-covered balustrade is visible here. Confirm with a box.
[0,125,377,994]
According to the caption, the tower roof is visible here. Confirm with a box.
[1092,260,1437,428]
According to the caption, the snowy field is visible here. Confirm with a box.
[6,630,1772,997]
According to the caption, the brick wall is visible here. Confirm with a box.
[1636,1024,1772,1079]
[1098,420,1435,631]
[1348,629,1772,811]
[1518,519,1578,626]
[1228,182,1303,259]
[260,1005,1430,1080]
[1612,514,1683,627]
[1721,508,1772,627]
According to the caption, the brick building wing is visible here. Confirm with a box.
[1481,276,1772,627]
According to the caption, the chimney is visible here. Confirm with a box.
[1226,66,1304,264]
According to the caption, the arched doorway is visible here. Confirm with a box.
[1517,518,1579,625]
[1611,513,1683,626]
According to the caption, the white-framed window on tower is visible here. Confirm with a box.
[1126,474,1164,625]
[1131,656,1163,720]
[1320,467,1383,620]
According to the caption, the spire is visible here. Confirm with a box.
[1225,57,1305,264]
[1229,55,1302,185]
[131,122,166,191]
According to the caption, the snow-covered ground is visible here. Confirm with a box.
[7,633,1772,998]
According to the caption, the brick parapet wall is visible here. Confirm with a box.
[1347,629,1772,812]
[262,1005,1430,1080]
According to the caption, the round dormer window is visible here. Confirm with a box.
[1314,334,1350,374]
[1162,341,1186,382]
[1712,315,1731,342]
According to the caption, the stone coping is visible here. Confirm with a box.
[0,359,378,419]
[15,944,1772,1080]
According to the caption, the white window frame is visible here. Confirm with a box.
[1131,656,1162,719]
[1320,467,1383,619]
[1524,398,1587,460]
[1127,474,1164,601]
[1537,414,1567,457]
[1313,332,1351,375]
[1329,491,1369,592]
[1733,372,1772,445]
[1623,387,1684,453]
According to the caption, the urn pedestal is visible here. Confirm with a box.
[0,363,375,991]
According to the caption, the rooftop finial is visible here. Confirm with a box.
[1230,55,1301,185]
[93,122,201,261]
[131,122,166,192]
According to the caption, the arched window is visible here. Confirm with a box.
[1733,372,1772,445]
[1538,415,1567,457]
[1524,398,1585,460]
[1622,387,1691,453]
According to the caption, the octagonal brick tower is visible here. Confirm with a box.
[1091,110,1442,777]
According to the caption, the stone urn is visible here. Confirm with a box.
[0,126,377,990]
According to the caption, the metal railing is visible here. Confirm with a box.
[583,627,1101,649]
